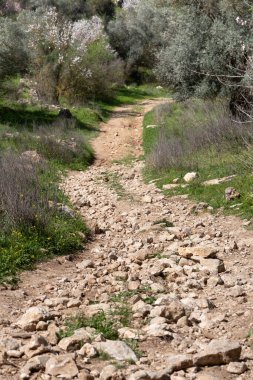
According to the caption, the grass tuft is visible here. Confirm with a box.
[59,311,119,340]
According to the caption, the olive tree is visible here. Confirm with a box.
[155,0,253,112]
[108,0,172,81]
[0,17,29,80]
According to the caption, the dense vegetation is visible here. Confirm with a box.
[0,0,253,281]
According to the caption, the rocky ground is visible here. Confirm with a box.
[0,99,253,380]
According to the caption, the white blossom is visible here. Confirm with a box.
[21,7,72,55]
[18,8,112,80]
[122,0,141,9]
[71,16,104,53]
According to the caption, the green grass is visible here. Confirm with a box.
[104,171,135,201]
[111,305,133,327]
[143,100,253,220]
[97,84,171,113]
[59,311,119,340]
[58,309,142,360]
[0,157,89,284]
[143,296,156,305]
[0,95,96,284]
[113,155,138,166]
[59,304,133,341]
[0,213,88,284]
[99,351,113,361]
[142,102,182,156]
[110,285,155,304]
[0,85,102,282]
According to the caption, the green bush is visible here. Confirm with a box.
[108,0,171,81]
[0,18,29,80]
[0,153,52,231]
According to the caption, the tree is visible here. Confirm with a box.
[0,17,29,80]
[108,0,172,81]
[18,7,123,103]
[18,0,86,19]
[154,0,253,111]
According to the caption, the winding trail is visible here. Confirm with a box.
[1,98,253,380]
[92,99,168,164]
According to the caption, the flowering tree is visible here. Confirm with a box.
[71,16,105,53]
[122,0,140,9]
[18,7,123,103]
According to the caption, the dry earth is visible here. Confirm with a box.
[1,99,253,380]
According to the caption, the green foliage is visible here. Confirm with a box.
[0,81,108,283]
[85,0,115,23]
[21,0,116,21]
[111,305,133,327]
[143,296,156,305]
[99,351,113,361]
[15,6,124,104]
[59,311,119,340]
[0,210,88,283]
[3,125,94,169]
[0,18,29,80]
[104,171,134,201]
[110,285,155,304]
[110,291,135,303]
[154,0,253,107]
[108,0,171,81]
[0,148,89,285]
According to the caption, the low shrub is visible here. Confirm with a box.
[0,212,87,283]
[143,98,253,220]
[59,306,133,340]
[33,124,94,167]
[154,102,172,126]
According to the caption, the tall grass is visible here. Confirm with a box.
[147,99,253,170]
[143,98,253,220]
[0,123,94,169]
[0,152,88,283]
[0,153,52,231]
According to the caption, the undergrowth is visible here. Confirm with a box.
[143,98,253,220]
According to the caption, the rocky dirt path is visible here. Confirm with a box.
[1,99,253,380]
